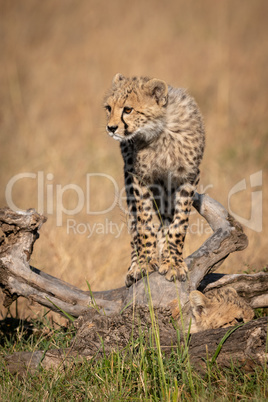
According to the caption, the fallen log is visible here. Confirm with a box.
[4,308,267,376]
[1,193,265,318]
[0,193,267,376]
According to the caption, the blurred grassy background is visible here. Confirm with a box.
[0,0,267,318]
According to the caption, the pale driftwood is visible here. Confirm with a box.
[0,194,268,376]
[1,192,261,319]
[201,272,268,309]
[0,207,122,316]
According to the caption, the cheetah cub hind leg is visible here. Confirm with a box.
[157,182,195,282]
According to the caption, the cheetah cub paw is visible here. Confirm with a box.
[125,258,159,287]
[158,259,188,282]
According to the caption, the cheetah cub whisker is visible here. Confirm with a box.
[104,74,205,287]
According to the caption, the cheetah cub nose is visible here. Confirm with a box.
[107,125,118,133]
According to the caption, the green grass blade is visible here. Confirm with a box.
[210,323,245,365]
[45,297,76,323]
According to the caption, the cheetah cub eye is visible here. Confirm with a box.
[123,107,133,114]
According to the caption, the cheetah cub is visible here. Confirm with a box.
[104,74,205,287]
[170,287,254,333]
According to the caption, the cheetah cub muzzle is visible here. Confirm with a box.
[104,74,205,287]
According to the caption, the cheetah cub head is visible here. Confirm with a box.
[170,287,254,334]
[104,73,168,143]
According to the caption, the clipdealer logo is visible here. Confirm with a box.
[5,170,263,235]
[5,172,122,226]
[228,170,262,232]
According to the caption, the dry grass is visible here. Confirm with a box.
[0,0,267,319]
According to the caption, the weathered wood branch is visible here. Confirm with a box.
[1,193,262,319]
[200,272,268,308]
[0,207,123,316]
[188,193,248,289]
[188,316,268,372]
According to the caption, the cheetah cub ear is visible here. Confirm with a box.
[144,78,168,106]
[112,73,125,86]
[189,290,209,317]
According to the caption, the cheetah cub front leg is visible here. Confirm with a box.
[158,183,195,282]
[125,177,159,287]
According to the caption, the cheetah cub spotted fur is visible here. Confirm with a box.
[170,287,254,333]
[104,74,205,287]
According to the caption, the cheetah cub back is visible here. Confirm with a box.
[104,74,205,287]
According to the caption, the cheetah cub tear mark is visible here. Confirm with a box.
[104,74,205,287]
